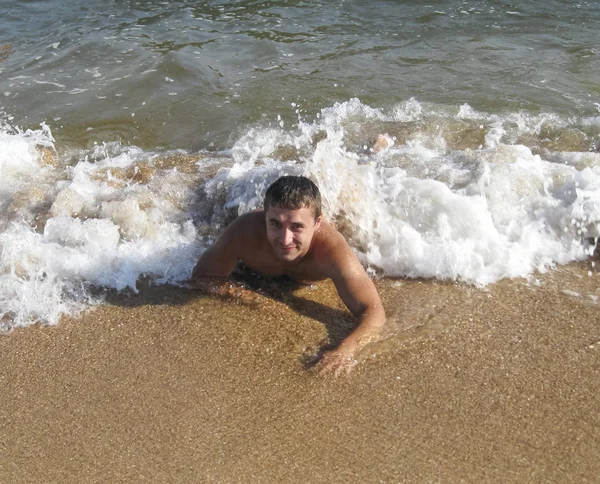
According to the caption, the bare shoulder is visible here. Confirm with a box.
[230,210,265,232]
[311,221,360,274]
[220,210,265,242]
[192,211,265,279]
[314,220,349,249]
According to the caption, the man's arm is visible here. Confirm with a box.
[192,221,240,280]
[190,217,247,297]
[317,241,387,375]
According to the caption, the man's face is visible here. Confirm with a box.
[265,205,321,263]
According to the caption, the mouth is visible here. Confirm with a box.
[276,244,297,256]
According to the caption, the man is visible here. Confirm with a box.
[192,175,386,375]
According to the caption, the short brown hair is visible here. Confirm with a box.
[264,176,322,220]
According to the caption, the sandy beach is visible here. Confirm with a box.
[2,1,600,482]
[2,259,599,483]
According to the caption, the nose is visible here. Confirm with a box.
[282,229,294,246]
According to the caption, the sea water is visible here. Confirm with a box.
[1,0,599,329]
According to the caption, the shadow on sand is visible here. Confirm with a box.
[102,268,356,356]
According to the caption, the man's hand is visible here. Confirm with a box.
[308,324,382,376]
[314,348,358,377]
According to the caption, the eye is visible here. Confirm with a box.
[269,220,281,228]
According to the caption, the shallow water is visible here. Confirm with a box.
[2,0,599,149]
[1,1,599,328]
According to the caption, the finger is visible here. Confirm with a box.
[333,360,351,377]
[318,363,335,377]
[318,357,343,377]
[316,357,334,376]
[331,357,356,377]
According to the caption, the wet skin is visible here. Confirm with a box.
[192,205,387,375]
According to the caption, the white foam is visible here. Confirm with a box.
[0,122,53,175]
[0,125,200,330]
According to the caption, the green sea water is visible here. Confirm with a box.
[1,0,600,329]
[1,0,599,151]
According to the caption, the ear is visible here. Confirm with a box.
[314,215,322,230]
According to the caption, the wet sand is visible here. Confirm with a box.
[1,262,599,483]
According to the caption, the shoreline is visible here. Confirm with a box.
[1,261,599,482]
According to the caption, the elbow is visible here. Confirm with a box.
[356,303,386,328]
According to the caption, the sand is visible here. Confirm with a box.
[1,261,599,483]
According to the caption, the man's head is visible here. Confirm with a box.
[263,176,322,263]
[264,175,322,221]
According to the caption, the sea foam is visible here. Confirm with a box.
[0,124,199,330]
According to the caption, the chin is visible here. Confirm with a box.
[276,248,301,262]
[278,253,298,262]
